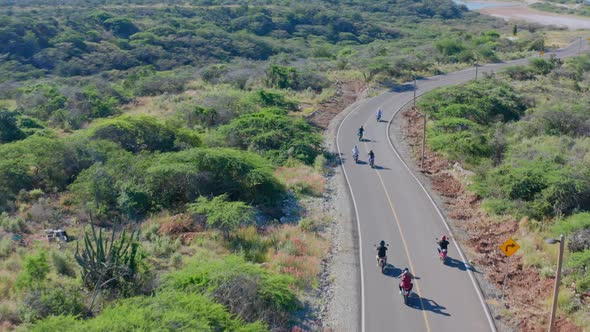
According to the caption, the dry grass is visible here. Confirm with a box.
[0,100,16,110]
[274,165,326,197]
[544,30,588,49]
[267,224,329,288]
[326,69,364,81]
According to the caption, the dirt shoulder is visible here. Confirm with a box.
[308,80,369,130]
[391,106,581,331]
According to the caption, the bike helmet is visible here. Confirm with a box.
[380,240,385,246]
[404,268,409,273]
[442,235,447,241]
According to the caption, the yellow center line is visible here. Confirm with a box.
[363,140,432,332]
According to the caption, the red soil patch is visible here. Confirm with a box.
[401,107,580,331]
[158,213,205,237]
[307,80,368,129]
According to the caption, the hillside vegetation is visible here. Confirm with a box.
[0,0,569,330]
[418,54,590,326]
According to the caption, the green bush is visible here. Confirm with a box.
[503,65,536,80]
[163,255,299,328]
[0,213,28,233]
[552,212,590,235]
[428,119,492,164]
[565,54,590,80]
[146,148,285,209]
[148,235,180,258]
[51,251,76,278]
[228,226,269,263]
[313,154,327,174]
[187,195,255,239]
[481,198,517,216]
[265,65,299,90]
[566,250,590,293]
[70,147,284,215]
[253,90,297,110]
[30,291,266,331]
[0,235,13,258]
[16,252,50,291]
[529,58,555,75]
[0,110,26,143]
[88,116,177,153]
[419,79,527,124]
[217,108,323,165]
[19,286,85,323]
[0,136,87,210]
[477,160,587,219]
[68,149,151,218]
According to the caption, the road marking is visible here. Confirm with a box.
[361,111,432,332]
[334,39,584,332]
[385,93,498,332]
[336,101,371,332]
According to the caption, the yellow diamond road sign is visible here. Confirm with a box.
[500,238,520,257]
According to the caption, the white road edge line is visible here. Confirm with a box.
[386,94,498,332]
[381,40,586,332]
[336,100,372,332]
[332,39,584,332]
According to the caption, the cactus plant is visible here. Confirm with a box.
[75,221,139,295]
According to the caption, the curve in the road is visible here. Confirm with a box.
[336,39,587,332]
[361,112,432,330]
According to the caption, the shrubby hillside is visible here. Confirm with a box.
[418,54,590,325]
[0,0,567,330]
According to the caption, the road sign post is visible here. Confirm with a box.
[502,257,509,300]
[499,238,520,301]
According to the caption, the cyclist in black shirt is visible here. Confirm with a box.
[376,240,388,264]
[437,235,450,254]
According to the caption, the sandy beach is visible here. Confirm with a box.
[456,0,590,30]
[479,5,590,30]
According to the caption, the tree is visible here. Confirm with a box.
[265,65,299,90]
[102,17,139,38]
[0,110,26,143]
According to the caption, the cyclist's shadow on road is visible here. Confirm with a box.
[408,296,451,316]
[445,256,481,274]
[383,265,402,278]
[372,165,391,170]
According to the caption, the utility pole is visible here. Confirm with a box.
[579,36,582,54]
[547,234,565,332]
[421,112,426,169]
[413,75,417,106]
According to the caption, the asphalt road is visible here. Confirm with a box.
[336,39,587,332]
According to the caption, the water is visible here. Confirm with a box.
[453,0,512,10]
